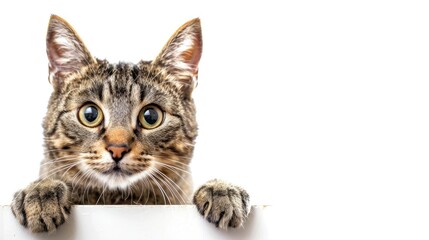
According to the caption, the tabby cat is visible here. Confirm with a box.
[11,15,250,233]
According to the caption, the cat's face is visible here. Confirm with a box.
[42,15,201,190]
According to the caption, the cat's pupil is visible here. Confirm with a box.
[84,106,98,122]
[144,108,158,125]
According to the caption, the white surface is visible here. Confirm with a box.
[0,205,272,240]
[1,0,429,239]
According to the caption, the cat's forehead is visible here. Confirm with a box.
[63,60,180,110]
[95,60,179,92]
[105,61,179,100]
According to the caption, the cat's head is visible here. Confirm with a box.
[42,15,201,190]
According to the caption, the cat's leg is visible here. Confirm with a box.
[193,179,250,229]
[11,178,71,233]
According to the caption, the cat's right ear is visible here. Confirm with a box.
[153,18,202,98]
[46,15,96,90]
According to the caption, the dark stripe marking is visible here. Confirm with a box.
[45,110,69,137]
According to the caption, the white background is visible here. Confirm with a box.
[0,0,428,239]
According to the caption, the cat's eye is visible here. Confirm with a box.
[138,105,164,129]
[78,103,104,127]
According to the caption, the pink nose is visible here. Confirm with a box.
[107,145,130,162]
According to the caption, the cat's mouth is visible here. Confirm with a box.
[102,164,133,176]
[89,161,151,190]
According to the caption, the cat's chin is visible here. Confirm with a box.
[102,166,133,176]
[84,166,149,190]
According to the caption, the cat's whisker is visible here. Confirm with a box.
[152,160,193,190]
[43,152,78,159]
[96,183,107,205]
[159,170,187,204]
[128,183,136,205]
[39,157,79,167]
[70,168,96,204]
[152,168,188,204]
[150,169,176,204]
[155,161,191,175]
[72,169,91,204]
[154,156,191,168]
[70,171,84,199]
[82,173,93,204]
[147,167,170,205]
[40,158,76,164]
[70,167,91,189]
[61,161,83,179]
[122,184,131,201]
[70,169,85,189]
[142,169,156,204]
[153,172,182,204]
[129,185,133,203]
[143,178,154,205]
[134,181,145,205]
[78,170,94,204]
[146,171,163,204]
[42,148,77,154]
[40,162,81,180]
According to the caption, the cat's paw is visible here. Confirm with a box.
[11,179,71,233]
[193,179,250,229]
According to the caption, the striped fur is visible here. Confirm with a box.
[41,60,197,204]
[11,15,249,233]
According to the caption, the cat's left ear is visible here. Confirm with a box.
[154,18,202,97]
[46,15,96,90]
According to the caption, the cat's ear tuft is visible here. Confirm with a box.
[154,18,202,96]
[46,15,96,90]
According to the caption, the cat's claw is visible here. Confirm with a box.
[11,179,71,233]
[193,179,250,229]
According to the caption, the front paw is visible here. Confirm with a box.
[11,179,71,233]
[193,179,250,229]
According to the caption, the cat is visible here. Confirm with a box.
[11,15,250,233]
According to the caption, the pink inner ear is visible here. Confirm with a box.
[47,41,71,75]
[155,18,202,79]
[47,38,79,85]
[47,40,68,84]
[46,15,95,87]
[182,39,202,75]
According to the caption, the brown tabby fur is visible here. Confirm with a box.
[11,15,249,233]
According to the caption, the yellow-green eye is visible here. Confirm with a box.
[78,103,104,127]
[139,105,163,129]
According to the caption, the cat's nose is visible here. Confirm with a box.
[107,144,130,162]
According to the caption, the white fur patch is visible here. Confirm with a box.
[80,152,150,190]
